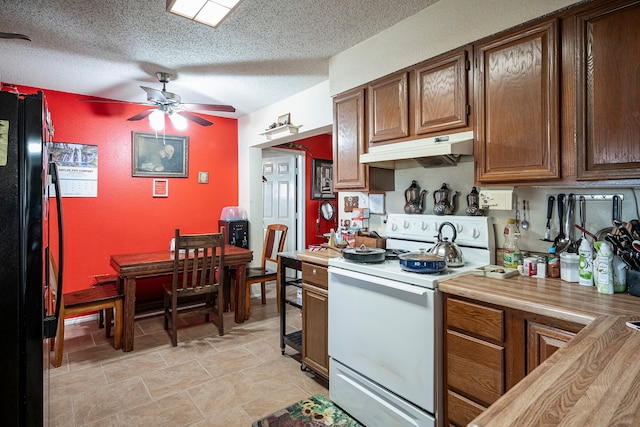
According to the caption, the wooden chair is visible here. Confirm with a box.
[49,255,123,368]
[163,228,226,347]
[243,224,288,320]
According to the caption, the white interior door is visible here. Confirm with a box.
[262,152,298,254]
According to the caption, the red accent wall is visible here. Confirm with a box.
[277,134,335,247]
[16,85,238,297]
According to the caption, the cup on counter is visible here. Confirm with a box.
[560,252,580,282]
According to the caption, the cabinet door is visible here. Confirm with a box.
[475,19,560,183]
[333,88,368,190]
[527,321,575,373]
[575,0,640,181]
[302,282,329,379]
[414,47,470,135]
[368,71,409,143]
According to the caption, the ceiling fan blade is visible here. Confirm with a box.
[0,32,31,41]
[182,103,236,113]
[140,86,167,103]
[177,111,213,127]
[127,109,155,121]
[78,99,149,106]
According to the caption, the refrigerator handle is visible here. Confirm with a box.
[44,162,63,339]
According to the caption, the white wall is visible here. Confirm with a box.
[237,81,332,260]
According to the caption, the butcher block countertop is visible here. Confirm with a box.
[440,274,640,426]
[292,248,341,267]
[439,274,640,325]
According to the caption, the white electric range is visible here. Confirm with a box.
[328,214,495,427]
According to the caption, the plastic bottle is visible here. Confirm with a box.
[548,246,560,278]
[578,239,593,286]
[613,256,627,293]
[503,218,520,268]
[328,228,336,246]
[595,242,613,294]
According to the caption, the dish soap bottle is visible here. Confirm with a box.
[503,218,520,268]
[578,239,593,286]
[595,242,613,294]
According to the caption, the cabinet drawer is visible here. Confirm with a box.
[447,390,486,427]
[302,263,328,289]
[447,330,504,406]
[446,297,504,342]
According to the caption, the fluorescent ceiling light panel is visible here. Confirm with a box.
[167,0,242,28]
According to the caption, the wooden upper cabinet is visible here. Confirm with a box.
[474,19,561,183]
[414,47,470,135]
[333,88,395,191]
[333,88,368,190]
[368,71,409,143]
[575,0,640,181]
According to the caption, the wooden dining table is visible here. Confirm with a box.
[110,245,253,352]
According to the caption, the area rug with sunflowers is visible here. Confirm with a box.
[252,394,363,426]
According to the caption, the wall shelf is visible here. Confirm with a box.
[260,124,303,140]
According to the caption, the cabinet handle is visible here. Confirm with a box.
[312,268,317,275]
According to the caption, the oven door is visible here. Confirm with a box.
[328,267,440,426]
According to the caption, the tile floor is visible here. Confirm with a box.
[49,288,328,426]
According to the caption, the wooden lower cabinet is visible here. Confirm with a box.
[444,294,582,427]
[447,390,486,427]
[447,330,504,407]
[526,320,578,373]
[301,263,329,379]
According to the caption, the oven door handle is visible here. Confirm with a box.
[328,267,432,296]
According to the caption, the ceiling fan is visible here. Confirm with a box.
[85,72,236,127]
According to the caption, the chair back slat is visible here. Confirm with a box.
[261,224,288,269]
[172,229,225,293]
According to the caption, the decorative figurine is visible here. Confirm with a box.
[404,180,427,214]
[433,183,458,215]
[465,186,484,216]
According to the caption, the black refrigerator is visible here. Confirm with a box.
[0,90,63,426]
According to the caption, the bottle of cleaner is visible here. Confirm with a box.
[613,256,628,293]
[503,218,520,268]
[578,238,593,286]
[595,242,613,294]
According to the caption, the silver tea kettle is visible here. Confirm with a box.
[429,222,465,267]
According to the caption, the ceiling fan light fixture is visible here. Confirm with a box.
[149,109,165,131]
[166,0,242,29]
[169,112,188,130]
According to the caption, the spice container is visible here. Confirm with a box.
[536,256,547,278]
[548,247,560,278]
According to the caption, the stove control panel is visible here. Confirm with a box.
[385,214,495,250]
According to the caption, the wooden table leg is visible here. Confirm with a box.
[122,277,136,352]
[234,264,246,323]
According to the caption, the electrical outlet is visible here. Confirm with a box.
[479,188,513,210]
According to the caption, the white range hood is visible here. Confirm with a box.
[360,131,474,168]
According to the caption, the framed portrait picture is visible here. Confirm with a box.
[132,132,188,177]
[311,158,335,200]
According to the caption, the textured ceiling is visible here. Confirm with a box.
[0,0,439,118]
